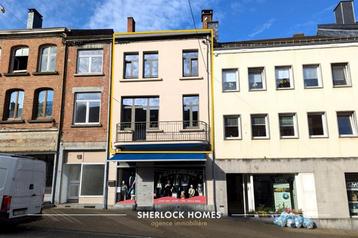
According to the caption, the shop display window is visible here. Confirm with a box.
[154,168,205,204]
[116,168,136,204]
[254,174,296,213]
[346,173,358,216]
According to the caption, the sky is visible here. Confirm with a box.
[0,0,356,42]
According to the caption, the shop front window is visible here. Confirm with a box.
[154,168,205,204]
[346,173,358,216]
[254,174,296,213]
[116,168,136,204]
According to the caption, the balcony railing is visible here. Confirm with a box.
[116,121,209,143]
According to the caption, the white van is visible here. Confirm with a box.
[0,154,46,223]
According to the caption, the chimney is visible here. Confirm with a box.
[127,17,135,32]
[27,8,42,29]
[334,0,356,24]
[201,9,213,29]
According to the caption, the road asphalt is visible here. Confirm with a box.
[0,208,357,238]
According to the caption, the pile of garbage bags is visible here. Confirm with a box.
[273,212,315,229]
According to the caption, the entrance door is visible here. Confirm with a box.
[67,165,81,202]
[227,174,245,216]
[134,103,147,141]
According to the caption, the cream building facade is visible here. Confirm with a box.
[213,37,358,229]
[107,17,215,209]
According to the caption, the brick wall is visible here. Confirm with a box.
[61,42,111,143]
[0,36,65,130]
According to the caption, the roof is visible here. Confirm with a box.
[0,27,66,36]
[0,27,113,41]
[215,35,358,50]
[318,24,358,30]
[114,30,211,42]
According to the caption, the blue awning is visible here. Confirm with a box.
[109,153,207,162]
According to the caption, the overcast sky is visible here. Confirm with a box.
[0,0,355,41]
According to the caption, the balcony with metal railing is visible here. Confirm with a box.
[115,121,210,151]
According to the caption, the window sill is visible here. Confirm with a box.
[32,71,59,76]
[74,73,104,77]
[252,137,270,140]
[249,88,266,92]
[0,119,25,124]
[222,90,239,93]
[309,135,329,139]
[280,136,299,140]
[28,118,54,123]
[224,137,242,140]
[4,72,30,77]
[339,135,358,138]
[333,85,352,88]
[179,76,203,81]
[276,87,295,90]
[304,86,323,89]
[71,123,102,128]
[120,78,163,82]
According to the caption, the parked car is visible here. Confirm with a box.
[0,154,46,224]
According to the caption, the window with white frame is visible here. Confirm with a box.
[307,112,327,137]
[124,53,139,79]
[303,65,321,88]
[337,111,358,136]
[279,113,298,138]
[251,114,269,139]
[275,66,293,89]
[143,52,158,78]
[39,45,57,72]
[77,49,103,74]
[11,47,29,73]
[80,164,104,196]
[222,69,239,91]
[332,63,351,87]
[74,92,101,124]
[224,115,241,139]
[249,67,265,90]
[183,50,198,77]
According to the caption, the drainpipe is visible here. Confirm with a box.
[53,31,68,204]
[104,35,113,210]
[207,32,217,214]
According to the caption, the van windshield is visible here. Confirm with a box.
[0,168,7,189]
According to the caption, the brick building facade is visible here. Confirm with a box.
[54,29,112,207]
[0,10,67,202]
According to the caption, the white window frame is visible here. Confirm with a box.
[223,115,242,140]
[248,67,266,91]
[251,114,270,139]
[12,47,29,73]
[307,112,328,138]
[337,111,358,137]
[222,68,239,92]
[275,66,294,90]
[39,45,57,72]
[279,113,298,139]
[76,49,103,74]
[303,64,322,89]
[79,163,105,197]
[74,92,101,125]
[331,63,351,87]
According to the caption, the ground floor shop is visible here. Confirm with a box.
[55,142,107,208]
[107,153,214,209]
[214,157,358,229]
[0,129,59,203]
